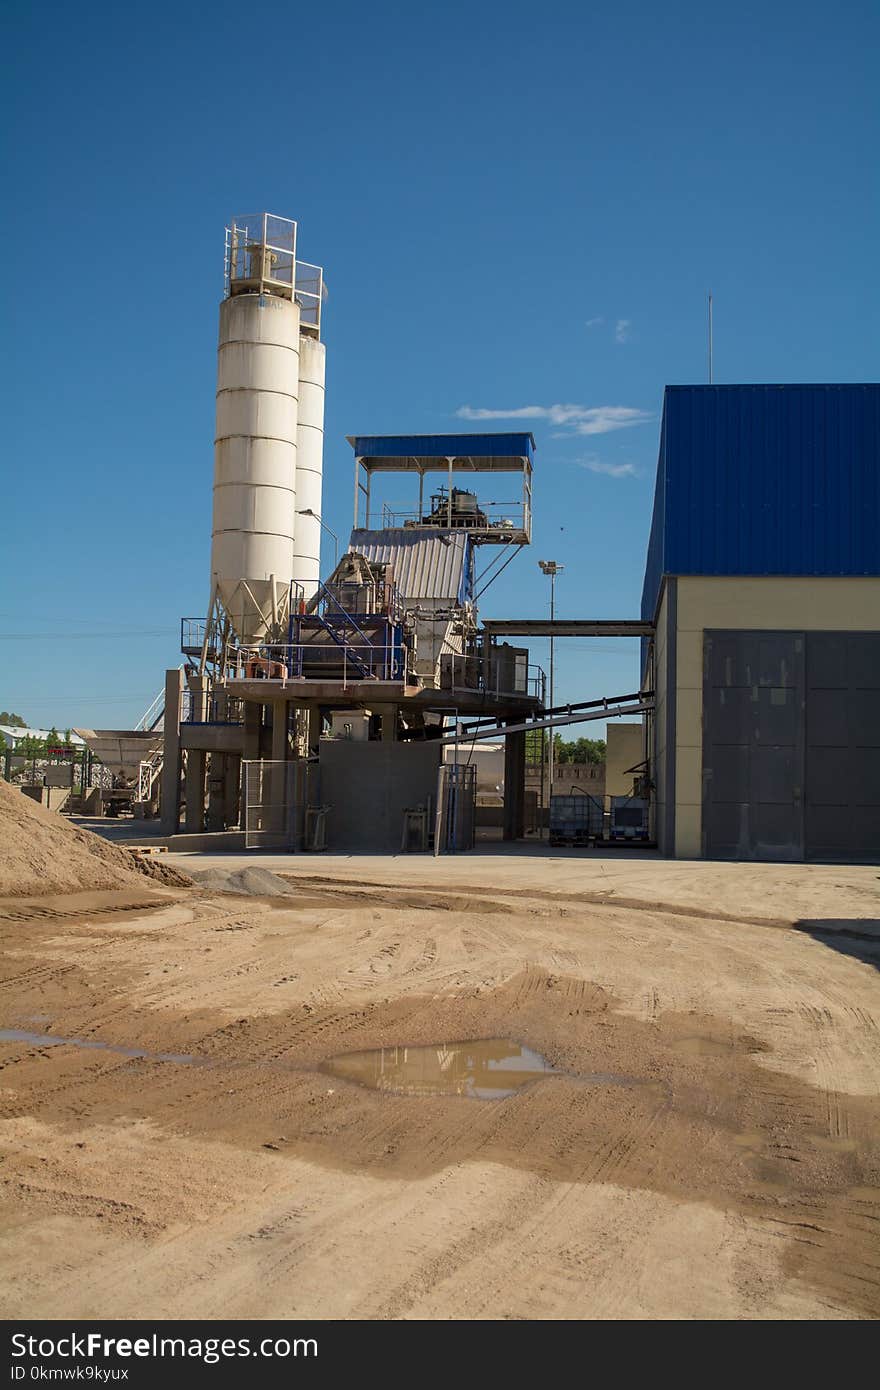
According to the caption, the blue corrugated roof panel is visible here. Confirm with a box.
[641,384,880,619]
[348,432,535,462]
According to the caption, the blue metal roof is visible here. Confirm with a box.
[347,432,535,466]
[641,384,880,619]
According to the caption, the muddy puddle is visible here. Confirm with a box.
[321,1038,556,1099]
[0,1029,205,1067]
[321,1038,638,1100]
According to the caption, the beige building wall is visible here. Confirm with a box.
[651,583,670,852]
[665,575,880,858]
[605,723,644,798]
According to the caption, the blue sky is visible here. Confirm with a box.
[2,0,877,732]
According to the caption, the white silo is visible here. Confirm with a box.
[210,214,325,644]
[292,330,326,599]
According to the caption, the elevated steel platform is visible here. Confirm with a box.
[221,677,540,719]
[349,432,533,545]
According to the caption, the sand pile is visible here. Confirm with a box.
[0,781,192,897]
[187,865,294,897]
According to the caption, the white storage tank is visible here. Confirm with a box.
[209,214,325,644]
[292,333,326,600]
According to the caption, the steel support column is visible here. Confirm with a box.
[184,749,206,833]
[159,667,183,836]
[503,720,526,841]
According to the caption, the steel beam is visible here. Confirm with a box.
[442,700,653,744]
[482,619,654,638]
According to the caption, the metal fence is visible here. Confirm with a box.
[243,760,298,850]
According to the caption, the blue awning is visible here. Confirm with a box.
[347,432,535,471]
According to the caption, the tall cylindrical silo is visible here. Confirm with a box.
[292,333,326,600]
[210,290,300,645]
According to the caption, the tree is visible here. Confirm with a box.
[553,735,606,765]
[17,734,47,760]
[525,728,547,764]
[0,711,26,728]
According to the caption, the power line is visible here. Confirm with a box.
[1,694,152,705]
[0,630,172,640]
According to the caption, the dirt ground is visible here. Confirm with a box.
[1,848,878,1320]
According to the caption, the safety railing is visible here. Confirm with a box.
[180,618,207,654]
[380,501,526,537]
[181,694,245,725]
[227,640,407,685]
[135,686,166,732]
[440,652,546,702]
[307,579,406,635]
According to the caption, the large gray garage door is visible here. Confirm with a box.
[703,631,880,862]
[805,633,880,860]
[702,632,805,860]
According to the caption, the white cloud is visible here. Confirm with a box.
[585,316,604,328]
[579,457,638,478]
[456,403,652,436]
[615,318,631,344]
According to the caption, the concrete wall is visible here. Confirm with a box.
[605,724,644,799]
[658,576,880,858]
[318,740,442,852]
[18,785,71,813]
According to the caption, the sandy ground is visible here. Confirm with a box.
[1,848,878,1320]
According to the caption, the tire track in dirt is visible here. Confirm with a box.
[278,874,804,930]
[3,876,880,1319]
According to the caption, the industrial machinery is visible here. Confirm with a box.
[159,217,547,852]
[286,552,416,684]
[421,487,487,530]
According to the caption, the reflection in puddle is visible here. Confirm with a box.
[0,1029,203,1066]
[322,1039,555,1099]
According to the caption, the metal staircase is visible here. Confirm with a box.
[133,670,182,803]
[289,582,403,681]
[136,746,164,804]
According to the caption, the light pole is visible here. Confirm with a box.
[538,560,563,822]
[297,509,338,570]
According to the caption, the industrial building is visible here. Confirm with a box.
[642,383,880,862]
[111,214,877,866]
[158,214,546,853]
